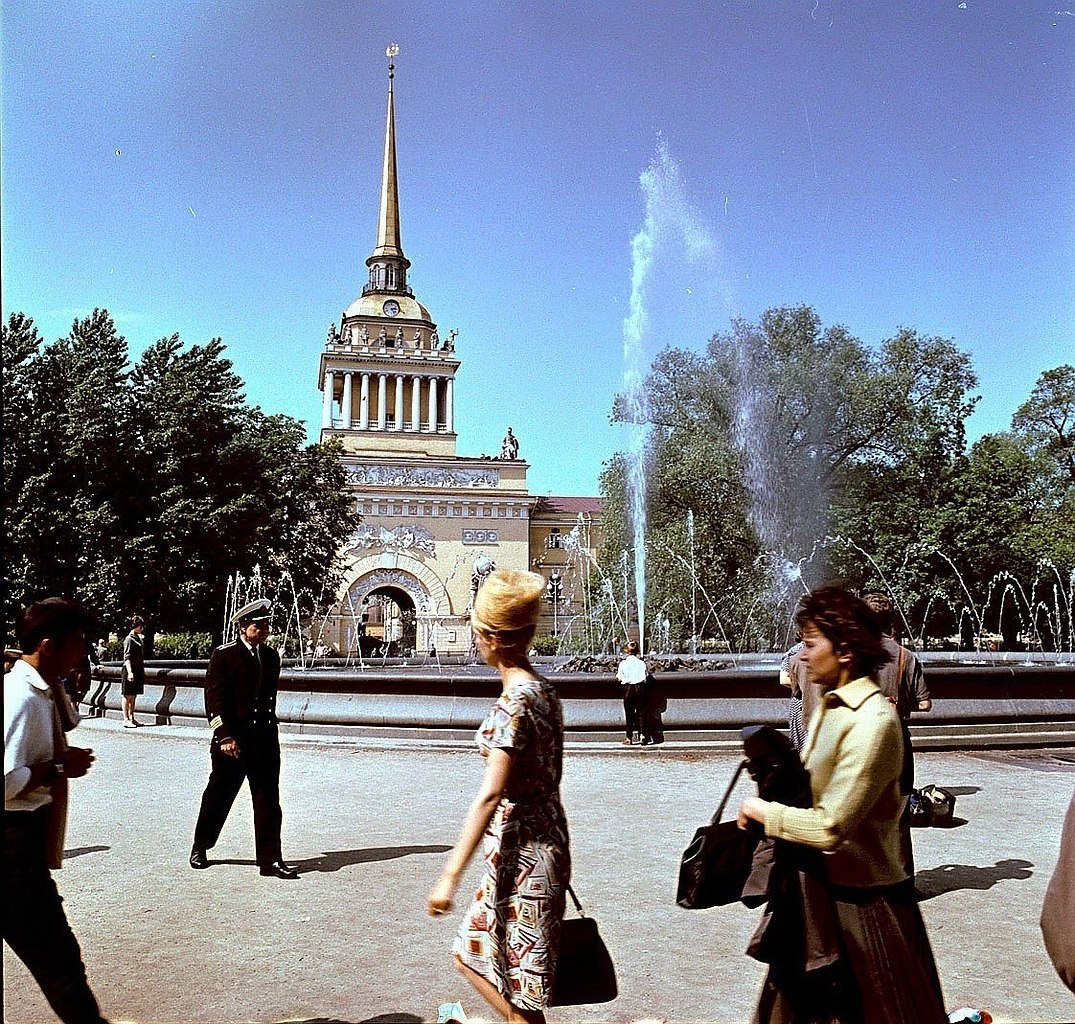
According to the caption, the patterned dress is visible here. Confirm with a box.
[454,674,571,1011]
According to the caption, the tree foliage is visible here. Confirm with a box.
[1012,364,1075,486]
[3,311,354,637]
[601,305,1072,651]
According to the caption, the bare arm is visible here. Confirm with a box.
[428,747,514,915]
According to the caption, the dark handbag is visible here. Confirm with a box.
[549,885,618,1006]
[677,758,759,909]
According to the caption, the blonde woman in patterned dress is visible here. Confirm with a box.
[428,569,571,1024]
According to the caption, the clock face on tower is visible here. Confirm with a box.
[382,299,401,317]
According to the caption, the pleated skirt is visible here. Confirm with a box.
[753,880,948,1024]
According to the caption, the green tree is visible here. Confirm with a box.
[918,368,1075,649]
[3,313,354,639]
[706,308,978,573]
[126,335,354,630]
[1012,364,1075,486]
[601,305,981,650]
[3,310,131,628]
[3,313,47,628]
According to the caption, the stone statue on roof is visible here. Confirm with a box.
[500,427,519,461]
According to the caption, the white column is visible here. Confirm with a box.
[377,374,387,430]
[445,378,454,432]
[394,375,404,431]
[321,371,334,428]
[359,373,370,430]
[411,375,421,431]
[341,372,353,429]
[428,376,438,433]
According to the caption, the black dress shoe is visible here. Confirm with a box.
[189,846,210,870]
[259,860,299,879]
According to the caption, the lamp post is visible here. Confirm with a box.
[546,571,563,637]
[688,509,697,655]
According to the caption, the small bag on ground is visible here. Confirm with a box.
[921,784,956,826]
[910,784,956,827]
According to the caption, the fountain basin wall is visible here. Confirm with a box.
[85,663,1075,749]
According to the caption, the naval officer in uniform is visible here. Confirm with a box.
[189,599,298,879]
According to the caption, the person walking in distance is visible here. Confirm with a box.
[617,640,650,745]
[189,599,298,879]
[120,615,146,728]
[4,598,109,1024]
[863,591,932,878]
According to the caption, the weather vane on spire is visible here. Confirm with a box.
[386,43,399,80]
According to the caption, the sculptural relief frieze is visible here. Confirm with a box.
[347,464,501,488]
[344,523,436,558]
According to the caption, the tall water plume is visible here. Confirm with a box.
[622,139,717,650]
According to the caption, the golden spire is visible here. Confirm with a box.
[368,44,408,267]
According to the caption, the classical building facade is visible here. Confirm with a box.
[316,55,600,655]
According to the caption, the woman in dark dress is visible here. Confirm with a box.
[121,615,145,728]
[428,569,570,1024]
[738,586,947,1024]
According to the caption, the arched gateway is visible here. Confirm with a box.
[320,557,456,656]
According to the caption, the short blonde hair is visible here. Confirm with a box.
[472,569,546,644]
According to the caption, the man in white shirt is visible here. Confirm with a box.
[4,597,107,1023]
[616,640,650,745]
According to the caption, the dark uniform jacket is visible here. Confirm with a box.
[204,639,280,741]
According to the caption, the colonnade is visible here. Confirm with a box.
[321,370,454,432]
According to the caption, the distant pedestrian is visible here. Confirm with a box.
[4,597,109,1024]
[863,591,932,878]
[778,638,806,750]
[190,599,298,879]
[120,616,145,728]
[617,640,650,745]
[738,585,946,1023]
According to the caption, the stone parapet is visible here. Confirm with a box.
[84,663,1074,749]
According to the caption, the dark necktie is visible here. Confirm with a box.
[252,644,263,697]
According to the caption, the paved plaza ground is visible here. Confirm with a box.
[4,718,1073,1024]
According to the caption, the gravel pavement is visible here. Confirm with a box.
[3,718,1073,1024]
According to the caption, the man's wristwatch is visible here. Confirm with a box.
[51,761,65,780]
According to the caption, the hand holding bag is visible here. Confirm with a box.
[677,758,759,909]
[549,884,618,1006]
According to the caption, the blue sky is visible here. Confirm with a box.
[3,2,1072,496]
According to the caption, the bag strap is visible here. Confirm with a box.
[565,884,586,918]
[710,757,748,825]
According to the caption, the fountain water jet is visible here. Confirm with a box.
[622,138,721,650]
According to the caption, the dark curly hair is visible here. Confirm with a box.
[16,598,99,655]
[861,591,895,634]
[795,585,892,678]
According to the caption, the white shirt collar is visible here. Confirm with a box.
[8,658,51,692]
